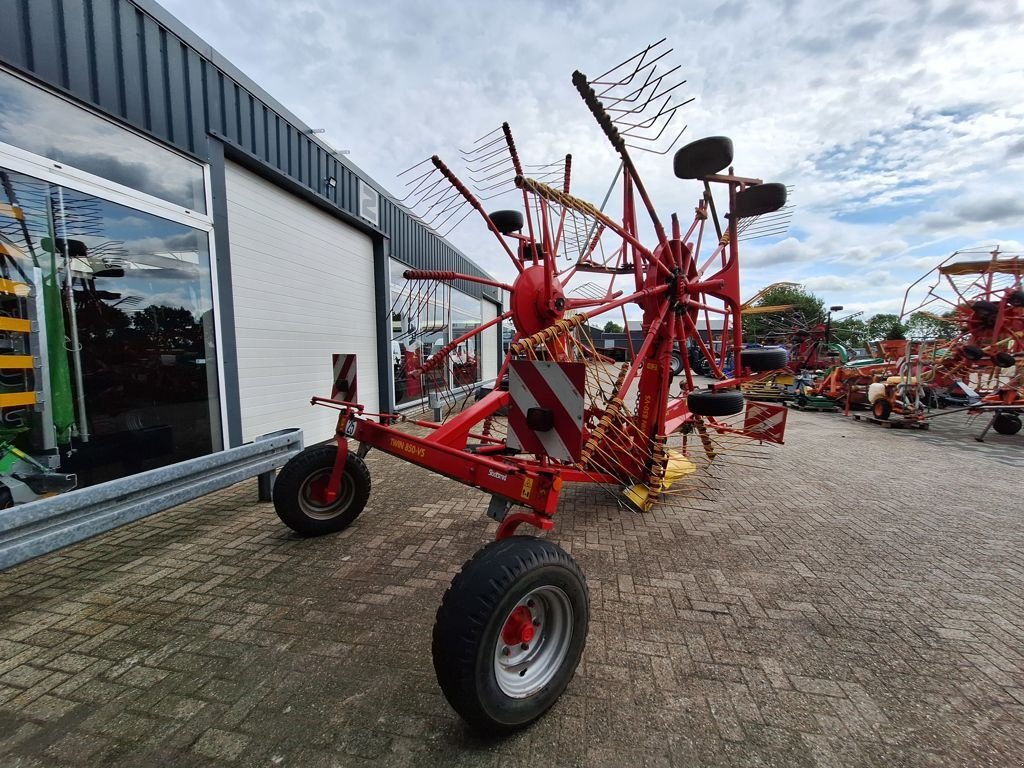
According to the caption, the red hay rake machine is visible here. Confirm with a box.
[272,42,790,732]
[900,247,1024,437]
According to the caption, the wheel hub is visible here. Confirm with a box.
[493,586,574,698]
[501,606,536,646]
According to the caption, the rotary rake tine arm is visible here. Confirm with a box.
[429,156,524,271]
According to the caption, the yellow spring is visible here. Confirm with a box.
[510,314,587,354]
[580,397,624,466]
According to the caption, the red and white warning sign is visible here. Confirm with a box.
[507,360,586,462]
[743,401,787,444]
[331,353,358,402]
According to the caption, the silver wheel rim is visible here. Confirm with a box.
[298,468,354,520]
[493,585,573,698]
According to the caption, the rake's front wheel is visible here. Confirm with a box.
[432,536,589,734]
[273,444,370,536]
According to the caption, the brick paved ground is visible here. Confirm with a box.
[1,408,1022,767]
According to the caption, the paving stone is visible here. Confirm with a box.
[0,410,1023,765]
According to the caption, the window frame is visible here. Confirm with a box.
[0,141,228,451]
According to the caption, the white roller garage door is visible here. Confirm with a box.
[225,161,378,443]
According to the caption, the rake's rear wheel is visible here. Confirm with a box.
[432,536,589,734]
[273,444,370,536]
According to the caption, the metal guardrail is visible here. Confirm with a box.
[0,427,303,571]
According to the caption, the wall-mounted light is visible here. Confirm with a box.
[326,176,337,189]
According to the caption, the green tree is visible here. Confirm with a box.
[743,285,825,343]
[830,317,870,349]
[866,313,907,341]
[906,311,957,341]
[603,320,624,334]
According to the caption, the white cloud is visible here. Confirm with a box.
[157,0,1024,318]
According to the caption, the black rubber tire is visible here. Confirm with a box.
[669,351,684,377]
[733,183,788,219]
[673,136,733,179]
[961,344,985,361]
[687,389,745,417]
[993,413,1022,436]
[1007,290,1024,308]
[273,444,370,536]
[489,210,524,235]
[872,399,892,420]
[740,347,788,373]
[432,536,589,734]
[993,351,1016,368]
[0,483,12,509]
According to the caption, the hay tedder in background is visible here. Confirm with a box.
[898,247,1023,437]
[272,42,790,732]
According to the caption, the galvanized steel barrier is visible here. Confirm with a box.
[0,427,303,571]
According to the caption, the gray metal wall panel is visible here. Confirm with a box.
[0,2,27,68]
[118,3,145,126]
[61,0,94,99]
[1,0,492,297]
[89,0,122,112]
[165,39,188,146]
[26,0,63,85]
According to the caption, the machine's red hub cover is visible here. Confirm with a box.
[511,265,565,336]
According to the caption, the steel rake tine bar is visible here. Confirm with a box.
[625,125,689,155]
[456,125,504,155]
[591,43,673,96]
[397,157,433,178]
[460,135,506,158]
[465,157,515,179]
[588,38,668,87]
[603,64,685,113]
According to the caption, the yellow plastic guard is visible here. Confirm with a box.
[0,392,36,407]
[0,317,31,333]
[622,450,698,511]
[0,279,30,297]
[0,355,34,369]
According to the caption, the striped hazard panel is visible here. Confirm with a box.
[507,360,586,463]
[331,354,357,402]
[743,401,787,444]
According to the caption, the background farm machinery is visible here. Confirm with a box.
[740,247,1023,435]
[271,42,792,732]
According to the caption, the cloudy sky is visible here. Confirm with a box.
[162,0,1024,319]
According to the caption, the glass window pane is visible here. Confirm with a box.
[0,71,207,212]
[0,165,220,501]
[389,260,449,408]
[389,260,486,409]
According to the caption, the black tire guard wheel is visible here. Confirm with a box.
[489,210,524,235]
[687,388,745,417]
[673,136,734,179]
[669,351,684,377]
[733,183,788,218]
[273,444,370,536]
[432,536,589,734]
[993,413,1022,436]
[993,351,1016,368]
[961,344,985,361]
[872,399,892,420]
[740,347,788,373]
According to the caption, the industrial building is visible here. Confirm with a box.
[0,0,501,502]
